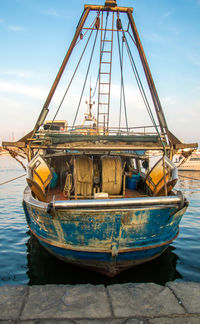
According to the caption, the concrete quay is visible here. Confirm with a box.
[0,282,200,324]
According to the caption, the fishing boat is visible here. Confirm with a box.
[3,0,198,276]
[174,150,200,171]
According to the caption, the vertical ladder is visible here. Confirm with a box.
[97,12,114,134]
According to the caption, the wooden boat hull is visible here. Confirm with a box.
[23,186,188,277]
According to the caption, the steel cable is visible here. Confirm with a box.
[51,27,95,125]
[117,28,129,133]
[123,28,166,150]
[72,28,99,128]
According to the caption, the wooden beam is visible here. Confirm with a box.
[2,141,26,148]
[28,144,167,151]
[173,143,198,150]
[84,4,133,13]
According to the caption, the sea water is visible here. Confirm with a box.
[0,155,200,286]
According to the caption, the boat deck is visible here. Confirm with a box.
[46,188,146,202]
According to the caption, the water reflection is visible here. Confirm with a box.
[178,171,200,181]
[178,171,200,188]
[26,233,182,286]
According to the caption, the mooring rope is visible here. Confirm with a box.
[0,174,26,186]
[179,174,200,181]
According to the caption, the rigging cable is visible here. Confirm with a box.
[118,34,124,132]
[179,174,200,181]
[122,29,166,150]
[75,15,99,48]
[124,31,155,125]
[117,18,129,132]
[72,27,99,128]
[50,17,98,125]
[127,30,136,46]
[0,174,26,186]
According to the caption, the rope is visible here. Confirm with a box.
[127,30,136,46]
[72,28,99,128]
[117,28,129,132]
[124,29,166,152]
[50,27,95,126]
[6,149,26,170]
[179,174,200,181]
[0,174,26,186]
[75,16,98,48]
[118,35,124,131]
[124,31,155,125]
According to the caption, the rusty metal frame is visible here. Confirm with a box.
[15,1,196,151]
[84,4,133,13]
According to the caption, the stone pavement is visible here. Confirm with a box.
[0,281,200,323]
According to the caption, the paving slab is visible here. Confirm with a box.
[75,320,127,324]
[0,285,27,320]
[167,282,200,313]
[123,319,147,324]
[108,283,185,317]
[21,284,111,320]
[22,320,75,324]
[149,317,200,324]
[18,322,35,324]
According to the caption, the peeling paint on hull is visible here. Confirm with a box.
[23,187,187,276]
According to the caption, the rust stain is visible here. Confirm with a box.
[125,210,149,225]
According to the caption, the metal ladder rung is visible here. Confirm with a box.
[97,16,114,130]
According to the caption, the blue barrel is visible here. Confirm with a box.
[126,174,140,190]
[50,171,58,189]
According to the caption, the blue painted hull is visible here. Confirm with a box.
[23,187,187,276]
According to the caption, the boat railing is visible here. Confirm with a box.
[39,124,164,137]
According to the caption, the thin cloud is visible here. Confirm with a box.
[0,18,4,24]
[163,11,171,18]
[144,32,166,44]
[187,51,200,67]
[42,8,60,17]
[0,80,46,100]
[162,96,178,106]
[7,25,25,32]
[2,70,32,79]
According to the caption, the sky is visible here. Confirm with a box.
[0,0,200,146]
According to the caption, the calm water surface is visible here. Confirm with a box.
[0,155,200,286]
